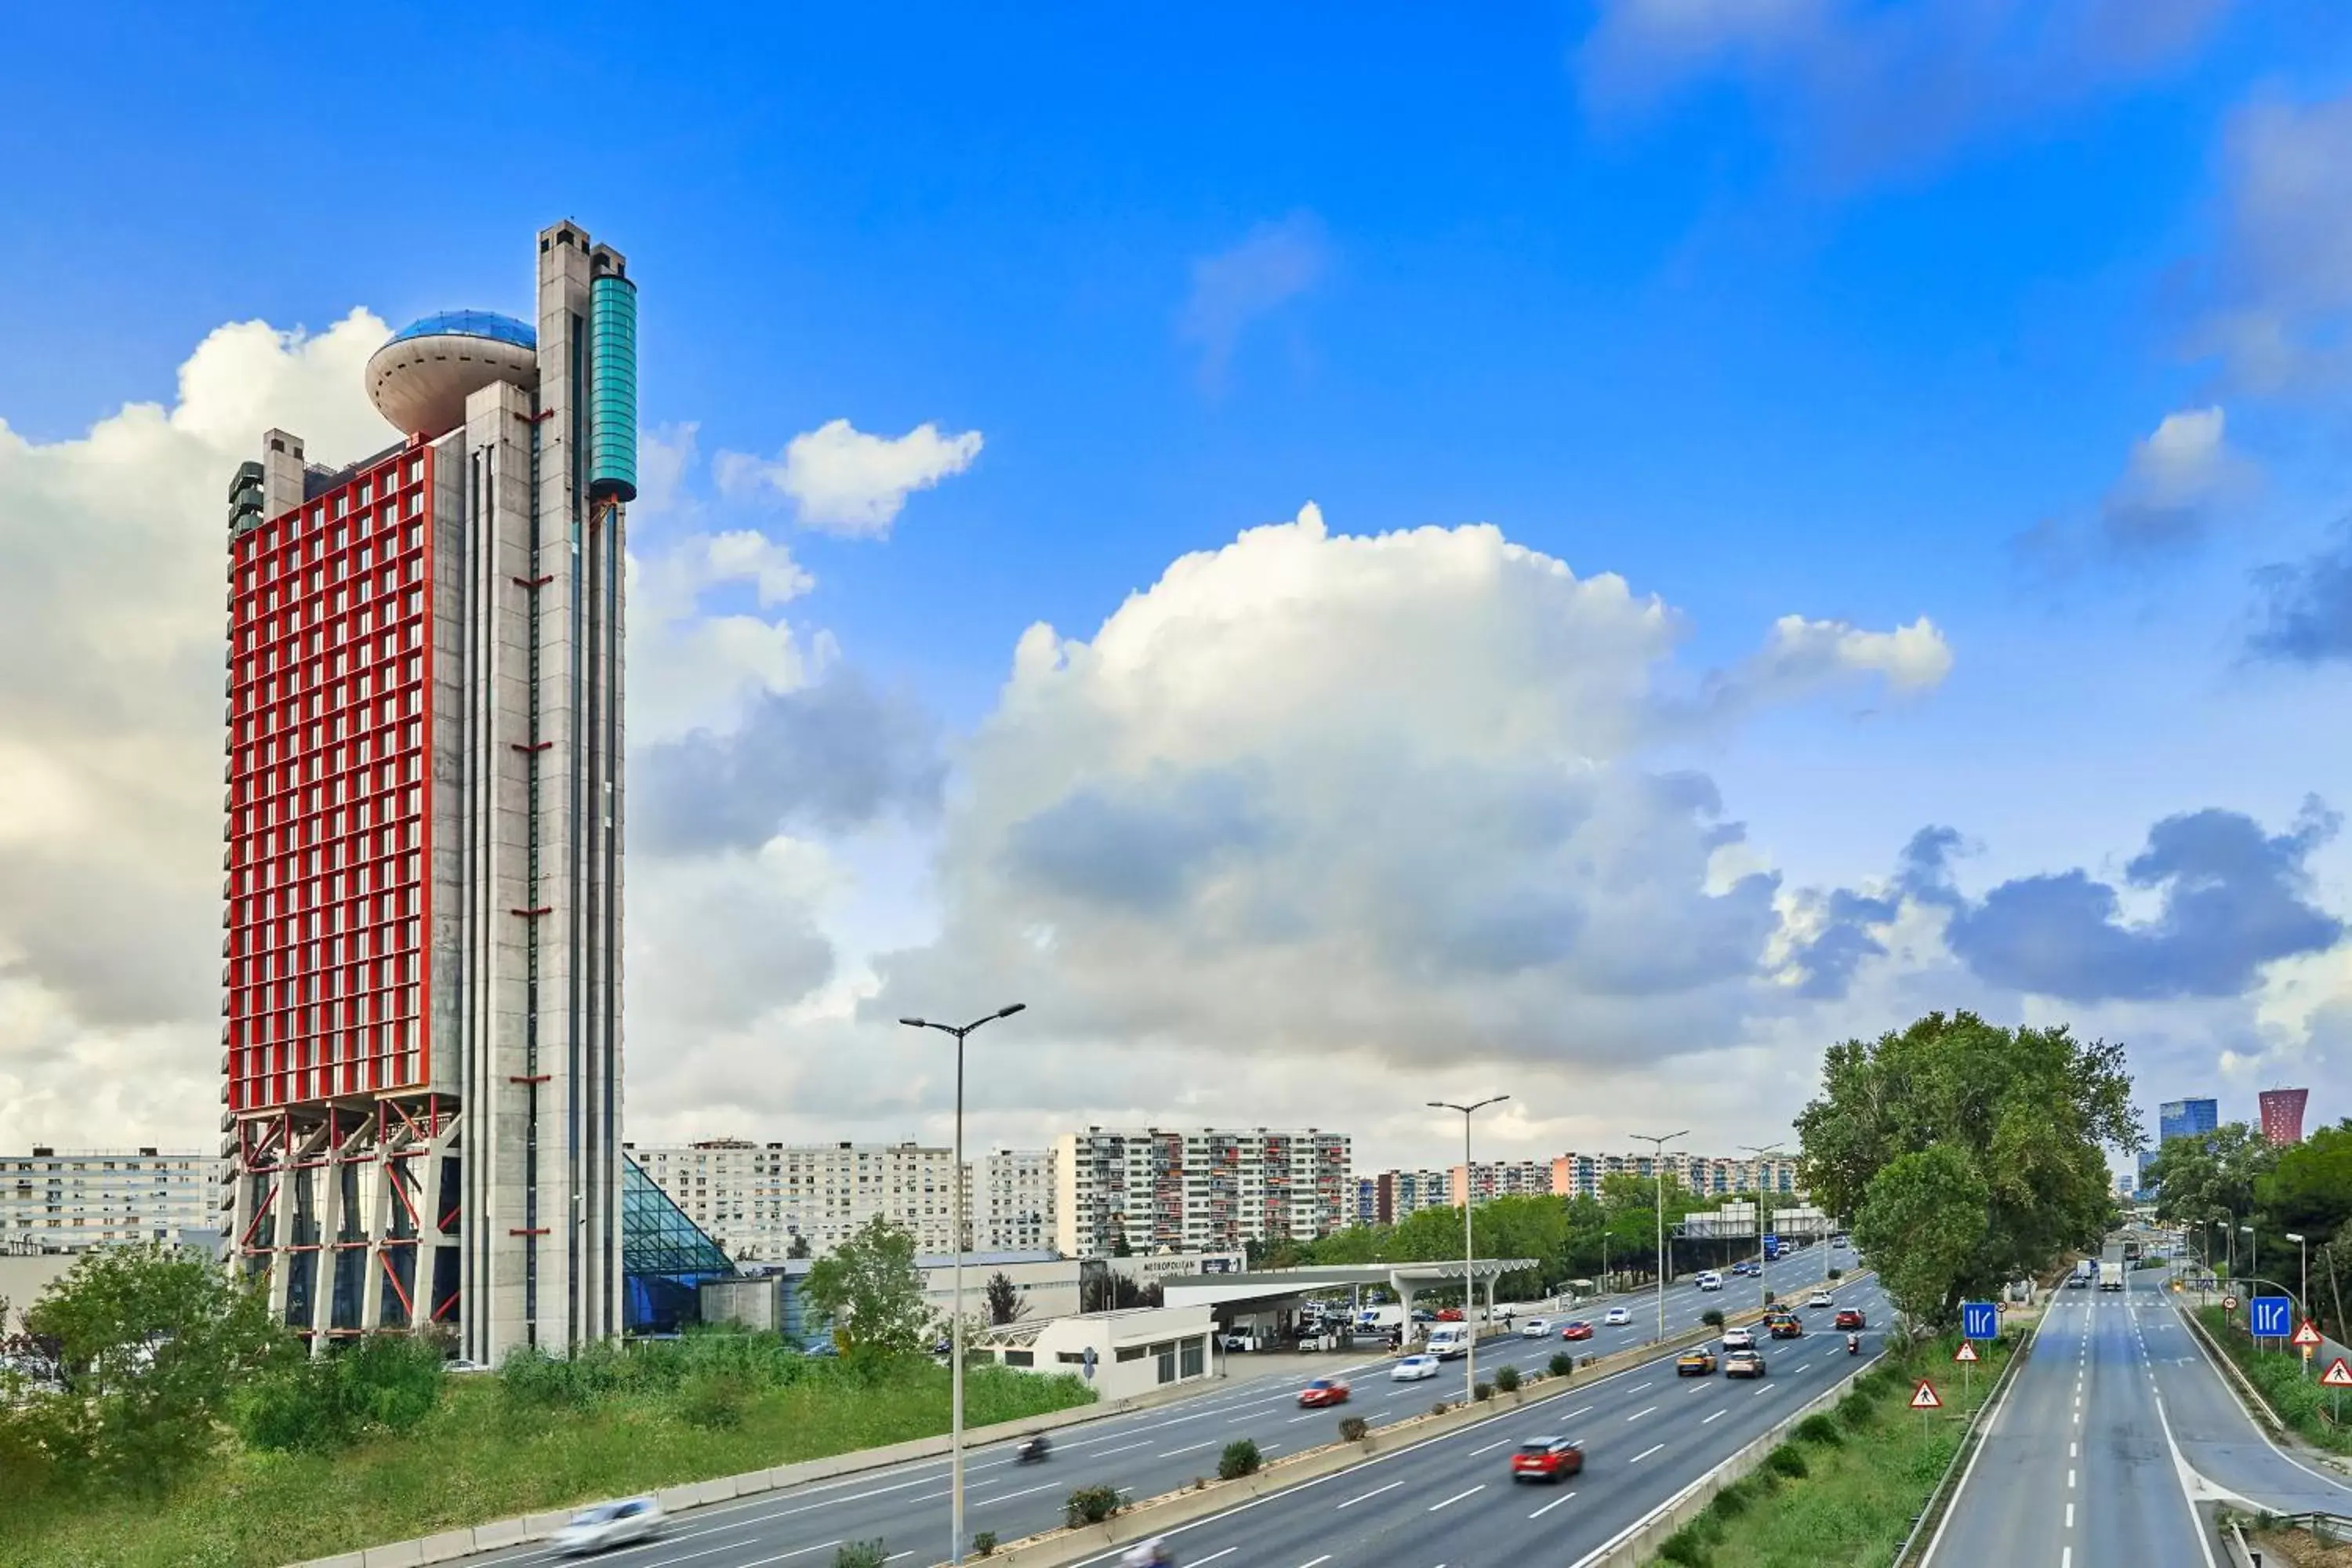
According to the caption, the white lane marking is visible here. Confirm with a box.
[1627,1405,1659,1421]
[2069,1442,2077,1459]
[2068,1468,2076,1490]
[1336,1479,1403,1510]
[1299,1557,1332,1567]
[1191,1552,1237,1566]
[1469,1439,1512,1457]
[1089,1440,1149,1457]
[2066,1502,2074,1528]
[1702,1409,1726,1424]
[1529,1490,1577,1518]
[2063,1550,2072,1568]
[1630,1443,1666,1464]
[1158,1442,1213,1457]
[1428,1484,1486,1512]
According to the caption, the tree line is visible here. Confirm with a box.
[2144,1116,2352,1338]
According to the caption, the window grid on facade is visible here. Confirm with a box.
[223,451,434,1112]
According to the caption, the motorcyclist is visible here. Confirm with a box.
[1016,1432,1051,1461]
[1120,1538,1174,1567]
[1846,1332,1860,1354]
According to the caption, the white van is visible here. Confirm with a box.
[1426,1323,1472,1359]
[1695,1271,1724,1292]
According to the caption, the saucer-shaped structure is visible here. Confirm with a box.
[366,310,538,436]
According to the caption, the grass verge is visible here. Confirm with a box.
[1650,1330,2018,1568]
[2194,1305,2352,1457]
[0,1358,1091,1568]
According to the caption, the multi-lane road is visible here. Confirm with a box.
[1925,1263,2352,1567]
[454,1248,1869,1567]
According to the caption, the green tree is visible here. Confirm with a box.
[786,1232,813,1260]
[982,1271,1026,1327]
[2256,1121,2352,1243]
[1849,1145,1992,1325]
[806,1217,931,1360]
[23,1241,293,1491]
[1795,1011,2136,1316]
[2148,1121,2276,1246]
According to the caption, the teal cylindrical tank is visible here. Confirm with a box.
[589,273,639,503]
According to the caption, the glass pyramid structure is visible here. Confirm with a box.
[621,1152,736,1334]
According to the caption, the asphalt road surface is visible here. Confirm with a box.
[454,1248,1866,1567]
[1926,1264,2352,1568]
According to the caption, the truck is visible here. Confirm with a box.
[2097,1242,2126,1292]
[1425,1323,1472,1360]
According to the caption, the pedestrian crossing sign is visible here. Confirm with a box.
[2321,1358,2352,1389]
[2293,1319,2325,1348]
[1953,1341,1980,1363]
[1910,1380,1942,1410]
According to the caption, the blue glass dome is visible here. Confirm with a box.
[387,310,536,351]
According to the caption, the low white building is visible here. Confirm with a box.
[2,1148,214,1252]
[973,1305,1218,1403]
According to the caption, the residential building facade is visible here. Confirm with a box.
[2,1149,213,1252]
[1548,1150,1801,1201]
[627,1139,960,1259]
[1051,1128,1351,1257]
[975,1148,1056,1253]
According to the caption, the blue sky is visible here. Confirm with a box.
[2,1,2349,1166]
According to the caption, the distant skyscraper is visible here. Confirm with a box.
[2259,1088,2310,1147]
[2159,1098,2219,1147]
[223,220,635,1362]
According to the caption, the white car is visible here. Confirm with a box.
[1721,1327,1755,1351]
[1808,1291,1835,1310]
[1392,1353,1440,1381]
[552,1497,665,1555]
[1603,1306,1632,1327]
[1520,1317,1553,1338]
[1695,1271,1724,1292]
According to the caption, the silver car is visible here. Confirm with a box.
[551,1497,666,1555]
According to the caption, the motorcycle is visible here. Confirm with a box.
[1014,1435,1051,1464]
[1846,1333,1861,1355]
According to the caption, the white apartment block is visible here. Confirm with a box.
[626,1139,960,1260]
[974,1148,1056,1253]
[1053,1128,1351,1257]
[2,1148,215,1252]
[1549,1150,1802,1201]
[1450,1159,1555,1206]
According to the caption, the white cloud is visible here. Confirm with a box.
[714,418,984,538]
[1579,0,2238,185]
[2201,90,2352,395]
[2099,405,2252,550]
[1181,212,1330,391]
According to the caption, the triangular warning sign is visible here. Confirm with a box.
[1910,1380,1943,1410]
[1953,1341,1980,1363]
[2292,1319,2325,1348]
[2321,1358,2352,1389]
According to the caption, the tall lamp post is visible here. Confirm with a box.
[901,1003,1027,1568]
[2242,1224,2259,1291]
[1430,1095,1509,1407]
[2288,1231,2310,1336]
[1632,1131,1690,1341]
[1740,1143,1784,1317]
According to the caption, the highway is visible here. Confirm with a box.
[1926,1263,2352,1567]
[452,1247,1864,1566]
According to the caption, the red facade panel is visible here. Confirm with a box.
[224,448,435,1113]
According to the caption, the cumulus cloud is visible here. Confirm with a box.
[714,418,984,538]
[2099,406,2251,551]
[853,503,1952,1098]
[2249,521,2352,665]
[2199,89,2352,396]
[1181,212,1330,391]
[1904,800,2344,1002]
[1578,0,2238,184]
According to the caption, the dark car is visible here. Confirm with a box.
[1834,1308,1866,1330]
[1511,1436,1584,1483]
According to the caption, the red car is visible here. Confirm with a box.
[1834,1308,1866,1331]
[1298,1377,1351,1408]
[1559,1320,1595,1341]
[1436,1308,1465,1322]
[1511,1436,1584,1483]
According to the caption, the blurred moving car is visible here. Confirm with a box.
[1559,1320,1595,1341]
[1695,1270,1724,1292]
[1298,1377,1352,1408]
[1768,1314,1806,1339]
[1834,1308,1866,1330]
[1724,1348,1768,1379]
[1720,1327,1755,1350]
[1520,1317,1552,1338]
[1392,1353,1439,1381]
[552,1498,665,1556]
[1511,1436,1584,1483]
[1603,1306,1632,1327]
[1732,1261,1762,1277]
[1807,1290,1835,1309]
[1676,1348,1719,1377]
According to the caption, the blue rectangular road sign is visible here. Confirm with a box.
[2252,1296,2293,1338]
[1962,1301,1998,1341]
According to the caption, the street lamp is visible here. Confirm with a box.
[901,1003,1027,1568]
[2288,1232,2310,1323]
[1429,1095,1509,1408]
[1739,1143,1784,1317]
[2241,1224,2259,1287]
[1632,1131,1690,1341]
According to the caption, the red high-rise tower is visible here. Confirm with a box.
[2259,1087,2308,1147]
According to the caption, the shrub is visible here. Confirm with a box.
[1711,1477,1751,1517]
[1065,1483,1125,1524]
[1762,1289,1776,1305]
[973,1530,997,1556]
[1836,1391,1879,1431]
[1474,1381,1494,1402]
[1701,1308,1726,1329]
[1493,1365,1520,1393]
[1338,1415,1369,1442]
[1828,1267,1844,1280]
[678,1370,749,1430]
[1432,1400,1451,1417]
[835,1544,887,1568]
[235,1334,448,1452]
[1793,1412,1844,1446]
[1764,1443,1809,1479]
[1657,1528,1711,1566]
[1549,1351,1575,1379]
[1218,1439,1262,1480]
